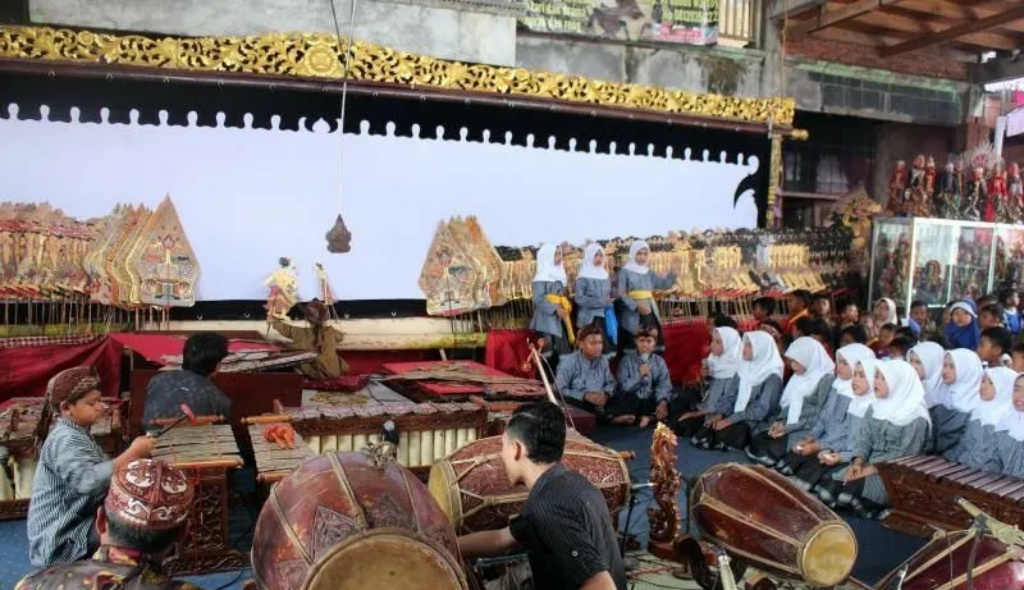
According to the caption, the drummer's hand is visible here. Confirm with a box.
[713,418,732,431]
[655,401,669,421]
[584,392,609,407]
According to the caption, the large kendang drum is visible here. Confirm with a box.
[691,463,858,588]
[251,447,468,590]
[874,529,1024,590]
[429,434,630,533]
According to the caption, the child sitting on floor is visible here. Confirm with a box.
[614,327,673,428]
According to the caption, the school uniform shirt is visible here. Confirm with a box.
[616,253,676,335]
[531,280,568,338]
[698,376,740,416]
[509,464,627,590]
[945,367,1016,471]
[782,374,837,450]
[616,353,672,403]
[729,332,785,432]
[1004,308,1022,338]
[816,344,876,460]
[995,430,1024,478]
[574,244,612,328]
[27,418,113,568]
[555,351,616,402]
[930,349,984,454]
[730,375,784,433]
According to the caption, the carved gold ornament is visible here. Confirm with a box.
[0,25,796,127]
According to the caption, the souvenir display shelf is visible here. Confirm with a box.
[868,217,1024,311]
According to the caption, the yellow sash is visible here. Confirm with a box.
[544,294,575,345]
[628,290,654,301]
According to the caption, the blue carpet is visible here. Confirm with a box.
[0,425,925,589]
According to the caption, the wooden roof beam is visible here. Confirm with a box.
[771,0,828,21]
[788,0,906,36]
[882,5,1024,55]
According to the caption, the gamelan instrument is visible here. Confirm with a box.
[429,434,631,533]
[251,446,468,590]
[0,397,123,520]
[690,463,858,588]
[248,422,314,484]
[877,455,1024,537]
[874,499,1024,590]
[149,423,246,575]
[264,401,487,477]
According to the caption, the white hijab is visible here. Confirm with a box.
[940,349,984,413]
[833,344,875,400]
[734,331,784,413]
[533,244,567,284]
[781,337,835,425]
[909,342,945,408]
[974,367,1017,427]
[848,359,877,418]
[577,243,608,281]
[872,360,931,427]
[708,327,742,380]
[623,240,650,275]
[875,298,899,326]
[995,374,1024,441]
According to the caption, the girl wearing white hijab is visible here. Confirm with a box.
[706,331,785,451]
[873,297,900,327]
[944,366,1016,471]
[836,360,931,517]
[677,327,742,442]
[616,240,676,354]
[573,243,614,354]
[747,337,836,467]
[781,344,875,485]
[994,374,1024,478]
[530,243,571,360]
[930,349,983,454]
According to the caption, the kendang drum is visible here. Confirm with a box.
[251,445,468,590]
[691,463,857,587]
[874,529,1024,590]
[429,434,630,533]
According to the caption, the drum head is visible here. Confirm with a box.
[305,530,468,590]
[429,460,460,525]
[800,522,857,587]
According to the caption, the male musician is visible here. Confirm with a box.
[458,402,627,590]
[143,333,231,429]
[17,458,203,590]
[270,299,349,379]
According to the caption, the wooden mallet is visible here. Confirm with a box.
[152,404,197,438]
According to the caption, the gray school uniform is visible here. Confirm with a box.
[930,406,969,454]
[554,351,616,402]
[531,280,566,338]
[616,269,676,334]
[812,393,856,460]
[994,432,1024,478]
[850,409,931,505]
[728,374,784,434]
[574,277,612,327]
[945,419,1001,472]
[779,375,837,451]
[699,375,740,416]
[617,353,672,403]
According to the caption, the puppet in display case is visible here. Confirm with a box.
[1008,162,1023,223]
[989,160,1009,223]
[876,232,911,303]
[952,231,991,301]
[906,155,931,217]
[964,166,985,221]
[935,161,962,220]
[914,259,946,305]
[887,160,908,217]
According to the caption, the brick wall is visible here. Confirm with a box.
[786,36,969,81]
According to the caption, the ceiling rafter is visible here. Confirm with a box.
[881,4,1024,55]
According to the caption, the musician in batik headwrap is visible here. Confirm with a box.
[17,459,203,590]
[28,368,156,568]
[271,298,349,379]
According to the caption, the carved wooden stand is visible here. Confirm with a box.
[162,465,248,575]
[647,423,681,560]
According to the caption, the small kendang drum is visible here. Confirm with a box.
[691,463,858,588]
[874,529,1024,590]
[429,434,630,533]
[251,447,468,590]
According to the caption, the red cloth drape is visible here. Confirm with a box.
[484,330,536,379]
[0,336,123,400]
[107,332,279,365]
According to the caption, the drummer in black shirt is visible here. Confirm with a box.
[457,401,627,590]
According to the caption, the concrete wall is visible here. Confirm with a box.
[29,0,518,66]
[872,122,957,205]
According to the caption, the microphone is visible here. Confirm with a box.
[630,482,655,491]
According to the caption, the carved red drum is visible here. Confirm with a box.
[429,434,630,533]
[874,529,1024,590]
[691,463,858,587]
[251,449,468,590]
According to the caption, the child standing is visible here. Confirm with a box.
[531,244,572,364]
[28,367,155,567]
[617,240,676,354]
[574,243,614,355]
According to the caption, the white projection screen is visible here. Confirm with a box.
[0,104,761,301]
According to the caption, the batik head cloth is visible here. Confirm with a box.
[105,459,193,531]
[46,366,101,410]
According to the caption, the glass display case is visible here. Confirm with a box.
[869,218,1017,313]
